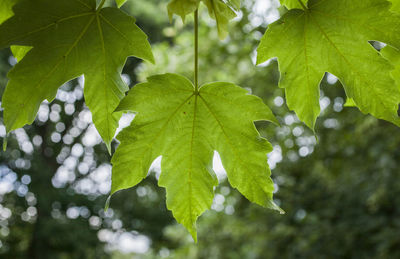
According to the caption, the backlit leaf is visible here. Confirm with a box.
[111,73,281,240]
[258,0,400,129]
[0,0,154,151]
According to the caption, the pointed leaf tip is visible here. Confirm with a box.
[268,200,285,215]
[268,113,280,126]
[2,136,8,152]
[188,225,198,243]
[192,234,198,243]
[115,0,128,8]
[104,196,111,212]
[105,142,112,156]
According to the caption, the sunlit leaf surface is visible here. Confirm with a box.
[0,0,154,151]
[258,0,400,129]
[111,73,281,240]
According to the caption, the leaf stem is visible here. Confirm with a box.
[98,0,106,10]
[297,0,307,10]
[194,9,199,92]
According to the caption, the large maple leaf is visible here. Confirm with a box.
[111,73,282,240]
[0,0,154,151]
[258,0,400,129]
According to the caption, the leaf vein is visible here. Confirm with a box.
[3,12,93,46]
[309,14,391,111]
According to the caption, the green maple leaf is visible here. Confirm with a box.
[280,0,308,9]
[0,0,154,151]
[111,73,282,240]
[167,0,237,39]
[258,0,400,129]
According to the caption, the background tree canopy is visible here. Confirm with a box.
[0,0,399,258]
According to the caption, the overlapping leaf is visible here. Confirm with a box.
[258,0,400,129]
[0,0,154,151]
[167,0,238,39]
[111,73,281,240]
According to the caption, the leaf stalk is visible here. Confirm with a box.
[194,9,199,92]
[98,0,106,10]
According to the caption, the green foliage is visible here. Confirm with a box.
[137,19,400,254]
[2,0,400,247]
[111,73,281,239]
[280,0,308,9]
[167,0,238,39]
[0,0,153,151]
[163,117,400,258]
[168,0,200,22]
[203,0,237,40]
[258,0,400,129]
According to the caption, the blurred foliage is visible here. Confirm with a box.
[0,0,399,258]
